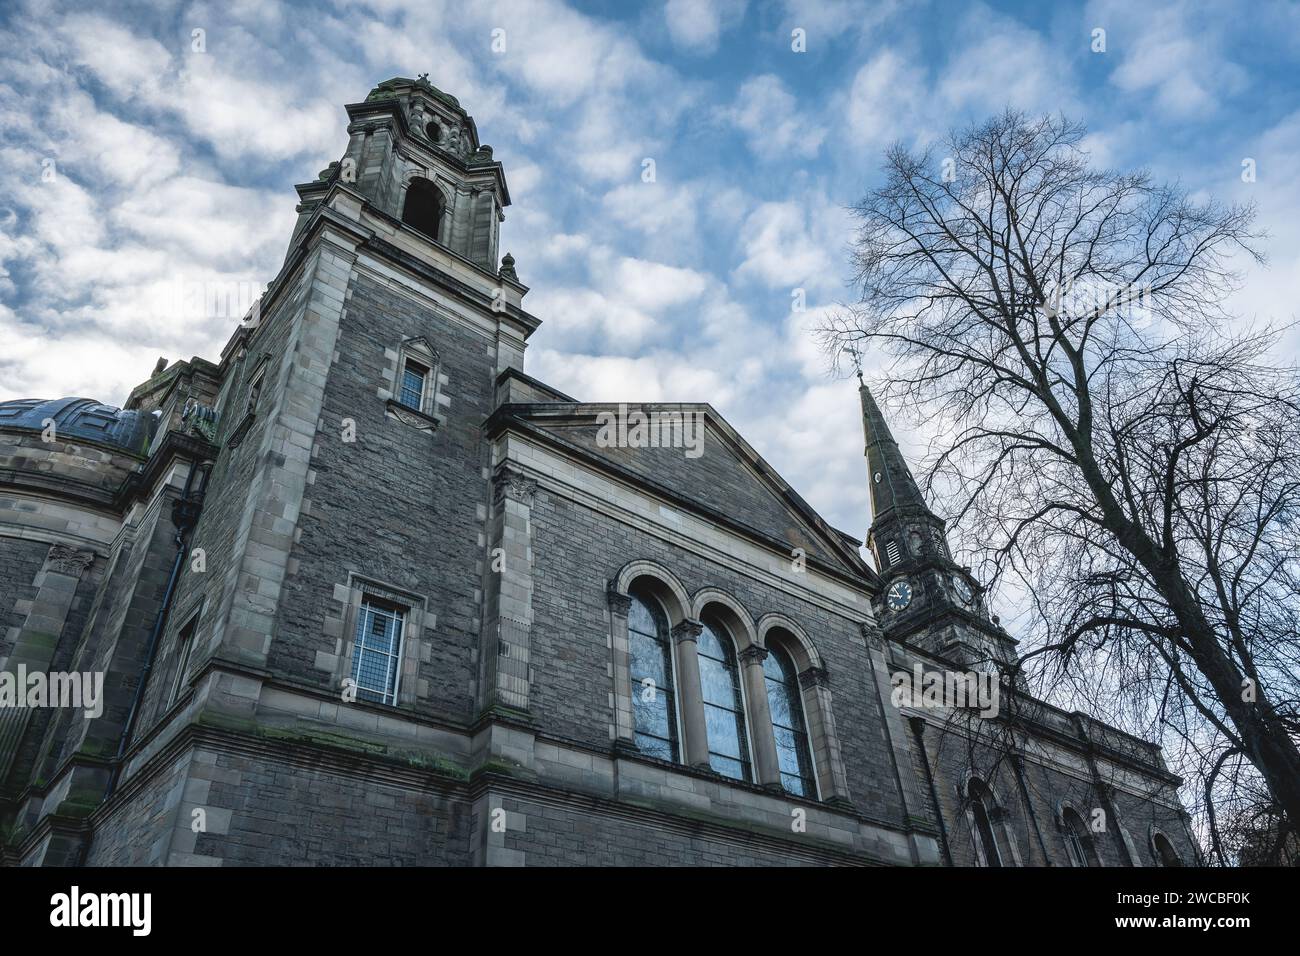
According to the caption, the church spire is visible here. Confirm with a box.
[858,381,931,524]
[857,381,1017,669]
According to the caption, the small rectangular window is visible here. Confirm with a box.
[169,616,198,706]
[399,360,427,411]
[246,363,267,414]
[885,540,902,565]
[351,598,405,705]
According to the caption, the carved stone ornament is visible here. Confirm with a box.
[492,467,536,507]
[606,585,632,616]
[671,619,704,645]
[798,666,829,690]
[387,400,439,433]
[45,544,94,577]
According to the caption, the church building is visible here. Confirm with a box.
[0,77,1194,867]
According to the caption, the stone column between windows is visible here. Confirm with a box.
[671,619,710,769]
[0,544,94,783]
[606,587,636,749]
[480,467,536,714]
[738,645,781,788]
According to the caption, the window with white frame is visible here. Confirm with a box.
[389,337,441,421]
[246,361,267,414]
[398,358,429,411]
[350,597,405,705]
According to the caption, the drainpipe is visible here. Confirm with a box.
[103,457,210,801]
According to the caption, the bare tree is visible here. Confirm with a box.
[818,110,1300,862]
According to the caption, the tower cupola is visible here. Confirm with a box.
[288,75,511,271]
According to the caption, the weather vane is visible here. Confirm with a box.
[842,345,864,383]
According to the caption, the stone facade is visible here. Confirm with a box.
[0,77,1196,867]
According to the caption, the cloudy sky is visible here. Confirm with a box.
[1,0,1298,607]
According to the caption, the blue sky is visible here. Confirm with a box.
[1,0,1298,610]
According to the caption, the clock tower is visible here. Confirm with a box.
[859,380,1016,670]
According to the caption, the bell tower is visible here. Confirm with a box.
[288,75,510,271]
[859,380,1016,670]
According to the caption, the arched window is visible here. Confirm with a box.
[628,592,678,761]
[763,643,815,796]
[969,778,1002,867]
[401,177,445,240]
[698,620,751,782]
[1062,808,1098,867]
[1152,832,1182,867]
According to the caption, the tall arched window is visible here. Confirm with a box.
[969,778,1002,867]
[401,177,445,240]
[1062,808,1098,867]
[763,643,815,796]
[1152,832,1182,867]
[698,620,751,782]
[628,592,678,761]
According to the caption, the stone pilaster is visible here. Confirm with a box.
[863,621,934,831]
[0,544,95,784]
[798,665,852,803]
[670,619,709,769]
[606,585,635,748]
[479,466,536,714]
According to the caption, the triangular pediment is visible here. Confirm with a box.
[493,401,873,582]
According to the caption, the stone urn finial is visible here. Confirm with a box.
[500,252,518,282]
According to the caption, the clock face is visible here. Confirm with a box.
[953,576,973,604]
[887,580,913,611]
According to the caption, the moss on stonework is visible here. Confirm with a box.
[77,735,113,758]
[53,795,100,819]
[470,757,533,782]
[194,710,469,780]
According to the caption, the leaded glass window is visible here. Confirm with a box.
[628,593,678,761]
[1063,809,1090,867]
[399,359,427,411]
[764,644,815,796]
[351,598,404,705]
[970,779,1002,866]
[698,621,750,782]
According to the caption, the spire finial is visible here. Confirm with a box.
[841,345,864,383]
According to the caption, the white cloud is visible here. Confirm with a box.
[664,0,747,55]
[1090,0,1249,117]
[844,49,928,149]
[732,198,847,294]
[723,74,825,160]
[937,11,1078,116]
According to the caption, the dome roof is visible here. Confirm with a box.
[0,397,156,454]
